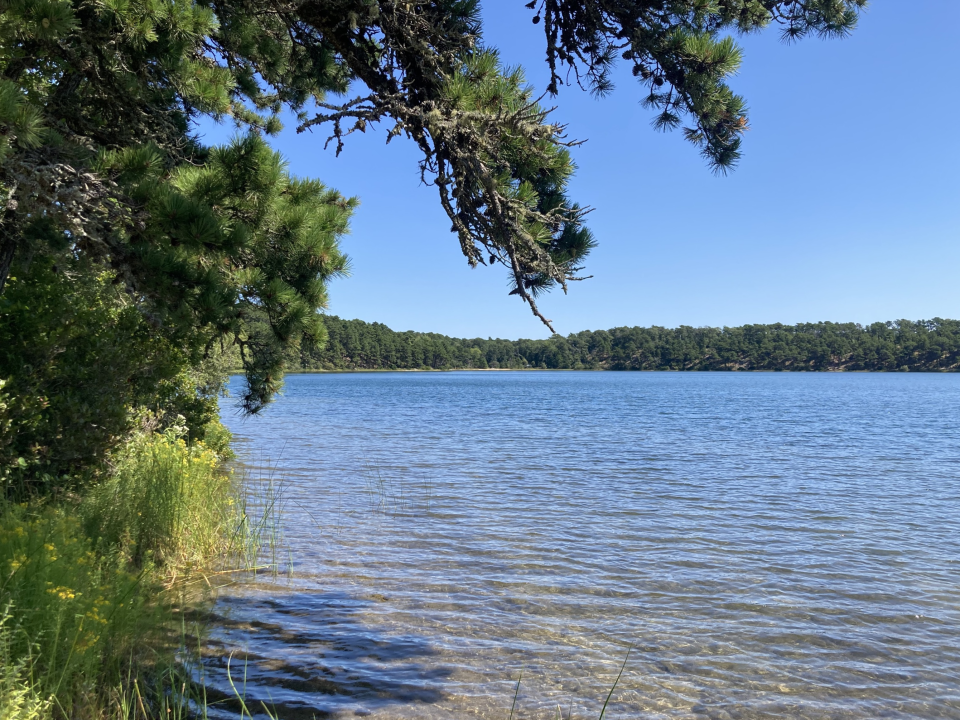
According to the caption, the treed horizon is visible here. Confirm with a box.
[264,316,960,373]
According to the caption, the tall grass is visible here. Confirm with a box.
[82,429,242,571]
[0,424,249,719]
[1,606,51,720]
[0,503,158,714]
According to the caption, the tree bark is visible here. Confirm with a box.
[0,230,17,295]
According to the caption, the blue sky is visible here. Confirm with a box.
[200,1,960,340]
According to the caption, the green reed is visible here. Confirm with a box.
[0,425,270,719]
[505,646,633,720]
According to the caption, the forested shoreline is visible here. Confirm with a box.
[286,317,960,372]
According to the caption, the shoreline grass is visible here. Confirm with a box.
[0,423,257,720]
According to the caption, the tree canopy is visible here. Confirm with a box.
[293,316,960,373]
[0,0,867,488]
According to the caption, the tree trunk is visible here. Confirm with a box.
[0,231,17,295]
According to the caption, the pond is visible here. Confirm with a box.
[203,372,960,719]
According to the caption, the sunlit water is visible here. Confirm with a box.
[205,372,960,719]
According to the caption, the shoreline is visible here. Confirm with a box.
[229,367,958,375]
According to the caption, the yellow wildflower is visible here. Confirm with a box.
[46,586,78,600]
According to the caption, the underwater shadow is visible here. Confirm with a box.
[189,586,451,719]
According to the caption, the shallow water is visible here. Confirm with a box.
[207,372,960,719]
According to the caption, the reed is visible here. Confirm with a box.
[0,424,257,719]
[505,648,632,720]
[229,450,288,576]
[81,428,243,570]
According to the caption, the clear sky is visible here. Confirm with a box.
[199,1,960,340]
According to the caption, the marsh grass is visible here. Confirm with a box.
[82,429,242,571]
[228,452,288,577]
[359,461,438,519]
[0,425,262,719]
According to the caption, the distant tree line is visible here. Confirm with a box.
[281,317,960,372]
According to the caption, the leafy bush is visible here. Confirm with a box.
[0,258,227,495]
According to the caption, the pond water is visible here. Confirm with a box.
[205,372,960,719]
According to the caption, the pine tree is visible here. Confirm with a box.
[205,0,865,327]
[0,0,354,416]
[1,0,867,337]
[0,0,867,484]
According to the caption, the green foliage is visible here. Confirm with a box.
[1,0,356,430]
[535,0,867,172]
[437,51,596,302]
[0,78,44,160]
[0,257,232,492]
[294,316,960,373]
[0,503,153,712]
[1,0,357,487]
[92,132,356,413]
[0,259,180,491]
[0,429,245,718]
[82,427,240,568]
[165,135,354,411]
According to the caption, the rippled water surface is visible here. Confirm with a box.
[208,372,960,719]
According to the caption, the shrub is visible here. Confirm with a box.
[0,259,229,496]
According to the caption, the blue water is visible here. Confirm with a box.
[207,372,960,719]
